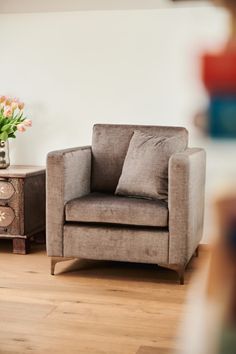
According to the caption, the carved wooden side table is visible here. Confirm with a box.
[0,166,45,254]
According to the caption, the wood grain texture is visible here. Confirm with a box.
[24,173,46,235]
[0,165,45,178]
[0,240,207,354]
[0,178,24,236]
[0,206,15,227]
[0,180,15,200]
[12,238,30,255]
[0,166,46,253]
[136,346,171,354]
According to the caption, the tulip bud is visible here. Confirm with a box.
[4,108,13,118]
[11,102,18,110]
[17,124,26,132]
[18,102,24,110]
[5,98,12,106]
[24,119,32,127]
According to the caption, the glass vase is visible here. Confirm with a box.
[0,140,10,169]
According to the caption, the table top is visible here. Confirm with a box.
[0,165,45,178]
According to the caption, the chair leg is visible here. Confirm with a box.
[178,267,185,285]
[194,246,199,258]
[50,257,75,275]
[159,263,186,285]
[173,265,185,285]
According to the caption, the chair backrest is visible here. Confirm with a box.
[91,124,188,193]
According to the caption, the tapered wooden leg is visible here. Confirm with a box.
[50,257,75,275]
[13,238,30,254]
[194,246,199,258]
[173,265,185,285]
[178,267,185,285]
[159,263,186,285]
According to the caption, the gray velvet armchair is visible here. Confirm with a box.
[46,124,206,284]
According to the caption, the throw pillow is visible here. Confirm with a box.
[115,130,186,201]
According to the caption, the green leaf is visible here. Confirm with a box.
[8,133,16,139]
[2,124,12,132]
[17,112,23,121]
[0,131,8,141]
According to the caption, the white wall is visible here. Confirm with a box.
[0,7,232,241]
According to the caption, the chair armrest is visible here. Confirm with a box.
[168,148,206,265]
[46,146,91,256]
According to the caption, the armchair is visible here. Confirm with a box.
[47,124,206,284]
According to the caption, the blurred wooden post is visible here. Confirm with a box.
[230,11,236,41]
[212,0,236,40]
[207,193,236,300]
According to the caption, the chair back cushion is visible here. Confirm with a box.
[91,124,188,193]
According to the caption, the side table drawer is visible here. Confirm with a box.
[0,166,46,254]
[0,178,23,235]
[0,206,15,228]
[0,180,15,200]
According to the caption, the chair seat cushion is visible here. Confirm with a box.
[65,192,168,227]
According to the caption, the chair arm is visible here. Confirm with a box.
[168,148,206,265]
[46,146,91,256]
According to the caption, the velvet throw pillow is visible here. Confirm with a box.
[115,130,186,201]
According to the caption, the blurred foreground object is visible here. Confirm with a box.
[212,1,236,41]
[195,0,236,138]
[177,193,236,354]
[210,194,236,353]
[203,51,236,93]
[201,48,236,139]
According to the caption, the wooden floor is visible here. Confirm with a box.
[0,239,202,354]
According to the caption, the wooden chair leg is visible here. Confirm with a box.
[50,257,75,275]
[195,246,199,258]
[178,267,185,285]
[159,263,186,285]
[173,265,185,285]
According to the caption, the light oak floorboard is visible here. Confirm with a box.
[136,346,171,354]
[0,240,205,354]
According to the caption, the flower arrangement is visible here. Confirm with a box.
[0,95,32,141]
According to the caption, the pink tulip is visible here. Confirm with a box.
[11,102,18,110]
[4,108,13,118]
[24,119,32,127]
[0,96,6,103]
[17,124,26,132]
[18,102,24,110]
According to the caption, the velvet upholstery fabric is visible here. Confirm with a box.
[64,224,169,264]
[46,146,91,256]
[168,148,206,265]
[91,124,188,193]
[115,131,187,201]
[46,124,206,273]
[65,192,168,227]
